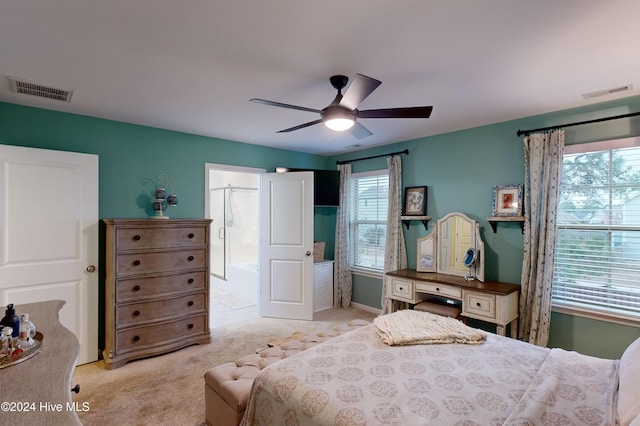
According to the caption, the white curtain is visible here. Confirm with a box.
[334,163,353,308]
[381,155,408,314]
[519,129,564,346]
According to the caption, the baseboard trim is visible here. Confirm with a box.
[351,301,381,315]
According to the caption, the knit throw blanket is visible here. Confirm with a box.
[374,309,487,345]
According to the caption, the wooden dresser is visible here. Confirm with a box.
[103,219,212,369]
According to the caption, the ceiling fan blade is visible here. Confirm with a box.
[250,98,321,114]
[358,106,433,119]
[349,122,373,139]
[339,74,382,110]
[276,119,324,133]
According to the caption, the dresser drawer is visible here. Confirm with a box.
[115,272,206,303]
[415,282,462,299]
[462,291,496,319]
[389,277,414,301]
[116,249,206,277]
[116,293,207,327]
[116,226,207,250]
[115,314,208,355]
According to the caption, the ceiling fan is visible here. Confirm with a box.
[250,73,433,139]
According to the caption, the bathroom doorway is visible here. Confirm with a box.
[205,163,264,328]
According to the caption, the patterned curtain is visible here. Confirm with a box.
[334,163,353,308]
[519,129,564,346]
[381,155,408,314]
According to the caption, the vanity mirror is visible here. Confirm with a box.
[417,212,484,281]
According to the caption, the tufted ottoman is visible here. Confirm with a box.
[204,319,371,426]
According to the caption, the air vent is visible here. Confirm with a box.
[582,84,633,99]
[8,77,73,102]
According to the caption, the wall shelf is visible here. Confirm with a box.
[401,215,431,230]
[487,216,525,233]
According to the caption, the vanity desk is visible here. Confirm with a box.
[385,269,519,338]
[0,300,81,426]
[397,211,520,338]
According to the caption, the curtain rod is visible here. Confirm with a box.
[336,149,409,165]
[516,111,640,137]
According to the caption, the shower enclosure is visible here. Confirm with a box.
[210,183,259,281]
[207,166,261,327]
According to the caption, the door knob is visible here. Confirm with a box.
[305,251,311,256]
[86,265,96,273]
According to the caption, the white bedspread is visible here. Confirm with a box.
[240,323,618,425]
[374,309,486,345]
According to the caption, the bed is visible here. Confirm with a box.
[240,310,640,426]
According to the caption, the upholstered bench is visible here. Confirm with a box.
[204,319,371,426]
[414,298,465,321]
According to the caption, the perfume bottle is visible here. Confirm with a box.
[0,327,12,357]
[21,313,36,338]
[16,314,34,349]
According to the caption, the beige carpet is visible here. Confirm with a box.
[72,307,377,426]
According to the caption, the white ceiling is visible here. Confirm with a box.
[1,1,639,155]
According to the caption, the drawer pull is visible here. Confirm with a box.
[188,233,195,239]
[133,285,141,292]
[132,335,140,342]
[133,235,141,241]
[188,278,194,284]
[399,286,404,291]
[436,287,440,292]
[133,260,141,266]
[188,324,194,330]
[188,256,194,262]
[476,302,481,307]
[133,310,140,316]
[188,301,194,307]
[71,384,80,394]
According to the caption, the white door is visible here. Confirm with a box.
[0,145,99,364]
[260,171,314,320]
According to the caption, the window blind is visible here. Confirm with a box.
[552,140,640,320]
[351,172,389,270]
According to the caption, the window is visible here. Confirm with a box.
[552,137,640,324]
[350,170,389,273]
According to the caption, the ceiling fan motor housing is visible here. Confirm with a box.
[321,105,355,121]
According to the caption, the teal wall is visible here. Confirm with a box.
[331,95,640,358]
[2,95,640,358]
[0,102,330,219]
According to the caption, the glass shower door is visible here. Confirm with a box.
[210,187,227,280]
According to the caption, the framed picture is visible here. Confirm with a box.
[403,186,427,216]
[492,184,523,216]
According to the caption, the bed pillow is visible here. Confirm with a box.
[618,337,640,426]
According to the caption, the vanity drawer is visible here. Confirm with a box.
[116,249,207,277]
[116,226,207,250]
[116,293,207,327]
[115,314,208,355]
[115,271,207,303]
[416,282,462,300]
[462,291,496,319]
[389,277,414,301]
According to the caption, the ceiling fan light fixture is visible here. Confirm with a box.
[323,107,355,131]
[325,117,355,131]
